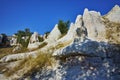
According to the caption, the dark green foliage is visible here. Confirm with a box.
[15,28,32,47]
[0,33,10,47]
[44,31,50,38]
[58,20,70,35]
[38,36,44,42]
[39,42,48,48]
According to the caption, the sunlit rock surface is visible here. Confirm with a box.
[105,5,120,23]
[45,24,61,44]
[83,8,106,41]
[28,32,40,50]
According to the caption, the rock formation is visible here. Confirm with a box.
[10,35,17,46]
[83,8,106,41]
[105,5,120,23]
[0,5,120,80]
[45,24,61,43]
[27,32,40,50]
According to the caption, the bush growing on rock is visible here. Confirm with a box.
[58,20,70,35]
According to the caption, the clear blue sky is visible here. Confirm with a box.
[0,0,120,35]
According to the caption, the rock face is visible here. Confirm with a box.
[10,35,17,46]
[105,5,120,23]
[58,15,87,43]
[53,39,107,57]
[28,32,40,50]
[45,24,61,43]
[83,8,106,41]
[31,54,120,80]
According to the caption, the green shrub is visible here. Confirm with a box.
[38,36,44,42]
[58,20,70,35]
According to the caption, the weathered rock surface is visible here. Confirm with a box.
[45,24,61,44]
[105,5,120,23]
[28,32,40,50]
[83,8,106,41]
[53,38,119,58]
[29,54,120,80]
[0,51,38,62]
[10,35,17,46]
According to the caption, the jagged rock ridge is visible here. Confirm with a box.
[0,5,120,80]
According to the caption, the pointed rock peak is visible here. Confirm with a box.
[46,24,61,43]
[53,24,58,30]
[83,8,89,17]
[33,32,38,35]
[50,24,60,33]
[84,8,89,12]
[83,8,89,13]
[69,23,75,28]
[75,15,82,23]
[105,5,120,23]
[48,24,61,37]
[113,5,120,10]
[108,5,120,13]
[98,12,101,16]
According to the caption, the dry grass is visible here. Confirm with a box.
[56,40,72,49]
[0,47,13,59]
[38,42,48,49]
[0,47,29,59]
[4,51,55,77]
[102,17,120,44]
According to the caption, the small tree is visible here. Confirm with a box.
[38,36,44,42]
[15,28,32,47]
[58,20,70,35]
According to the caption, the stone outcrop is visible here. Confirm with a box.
[10,35,17,46]
[0,51,38,62]
[58,15,87,43]
[27,32,40,50]
[105,5,120,23]
[45,24,61,43]
[83,8,106,41]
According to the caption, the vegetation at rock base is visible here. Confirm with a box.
[0,47,29,59]
[39,42,48,48]
[58,20,70,35]
[44,31,50,39]
[15,28,32,48]
[103,17,120,44]
[38,36,44,42]
[4,52,55,77]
